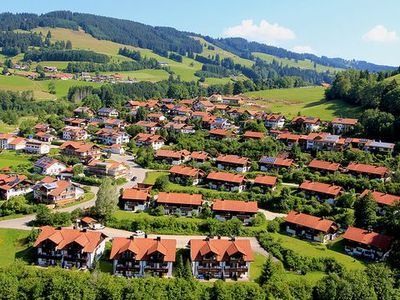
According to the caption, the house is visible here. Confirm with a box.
[163,122,195,134]
[106,144,125,155]
[34,123,51,133]
[60,142,102,163]
[0,174,32,200]
[190,151,210,165]
[96,128,130,145]
[308,159,340,173]
[331,118,358,134]
[343,227,394,260]
[86,160,129,178]
[242,131,265,140]
[253,175,278,192]
[62,126,88,141]
[208,94,243,106]
[0,134,17,149]
[156,192,203,217]
[276,132,305,149]
[360,189,400,214]
[35,131,55,143]
[7,137,26,150]
[121,187,151,212]
[73,106,95,117]
[79,216,97,229]
[193,99,215,112]
[259,156,293,171]
[155,149,191,165]
[147,113,166,123]
[285,211,339,243]
[169,165,204,185]
[306,133,344,151]
[33,177,84,206]
[212,199,258,224]
[363,140,395,153]
[216,154,250,173]
[209,117,231,130]
[135,121,160,134]
[291,116,321,132]
[25,140,50,154]
[265,114,285,129]
[97,107,119,118]
[207,172,246,192]
[34,226,106,269]
[34,157,67,176]
[102,118,126,130]
[110,236,176,278]
[299,181,343,203]
[189,237,253,279]
[346,162,389,180]
[208,129,232,140]
[64,117,87,128]
[133,133,165,150]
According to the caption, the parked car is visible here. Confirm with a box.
[131,176,137,181]
[133,230,145,237]
[90,223,105,230]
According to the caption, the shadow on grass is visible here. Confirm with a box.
[15,237,35,264]
[303,99,363,118]
[327,238,369,267]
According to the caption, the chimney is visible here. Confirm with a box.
[56,226,62,230]
[230,236,236,241]
[144,234,148,238]
[156,236,161,241]
[82,229,87,233]
[129,235,134,240]
[218,235,221,239]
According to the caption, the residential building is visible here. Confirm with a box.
[34,157,67,176]
[343,227,394,260]
[73,106,95,117]
[265,114,285,129]
[34,226,106,269]
[346,162,389,180]
[189,237,253,279]
[110,236,176,278]
[86,160,129,178]
[299,181,343,203]
[96,128,130,145]
[7,137,26,150]
[59,142,102,163]
[0,133,16,149]
[62,126,88,141]
[35,131,55,143]
[0,174,32,200]
[34,123,51,133]
[360,189,400,214]
[253,175,278,192]
[285,211,339,243]
[216,154,250,173]
[363,140,395,153]
[64,117,87,128]
[291,116,321,132]
[147,113,166,123]
[133,133,165,150]
[169,165,204,185]
[207,172,246,192]
[33,177,84,205]
[212,199,258,224]
[208,129,232,140]
[331,118,358,134]
[135,121,160,134]
[121,187,151,212]
[97,107,119,118]
[190,151,210,165]
[155,149,191,165]
[156,192,203,216]
[25,140,50,154]
[308,159,340,173]
[259,156,293,171]
[242,131,265,140]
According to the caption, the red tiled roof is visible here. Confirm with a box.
[169,165,203,177]
[134,133,164,143]
[360,189,400,206]
[157,192,202,206]
[212,199,258,213]
[308,159,340,172]
[265,114,284,121]
[81,216,97,224]
[285,211,338,233]
[254,175,277,186]
[110,237,176,261]
[122,188,150,202]
[343,227,394,251]
[243,131,265,139]
[216,154,249,166]
[207,172,245,184]
[347,162,388,177]
[259,157,293,167]
[292,116,320,124]
[155,149,190,159]
[190,151,210,161]
[190,238,253,262]
[332,118,358,125]
[299,181,343,196]
[209,129,231,137]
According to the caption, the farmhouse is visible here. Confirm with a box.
[110,236,176,278]
[169,165,204,185]
[285,211,339,243]
[207,172,245,192]
[121,187,151,212]
[34,226,106,269]
[216,154,250,173]
[299,181,343,203]
[156,192,203,217]
[133,133,165,150]
[343,227,394,260]
[0,174,32,200]
[189,237,253,279]
[212,199,258,224]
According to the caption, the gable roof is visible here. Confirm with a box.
[299,181,343,196]
[169,165,203,177]
[331,118,358,125]
[216,154,249,166]
[259,156,293,167]
[191,151,210,161]
[308,159,340,172]
[360,189,400,206]
[343,227,394,251]
[243,131,265,139]
[155,149,191,159]
[207,171,245,184]
[212,199,258,214]
[285,211,338,233]
[122,188,150,202]
[347,162,388,177]
[157,192,203,206]
[254,175,277,186]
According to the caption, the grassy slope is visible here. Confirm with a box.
[0,151,33,168]
[244,86,362,120]
[252,52,342,73]
[0,228,31,266]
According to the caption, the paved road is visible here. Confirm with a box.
[259,209,287,220]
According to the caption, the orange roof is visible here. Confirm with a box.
[343,227,394,251]
[254,175,277,186]
[48,180,73,197]
[122,188,150,202]
[332,118,358,125]
[285,211,338,233]
[169,165,203,177]
[308,159,340,172]
[155,149,190,159]
[190,238,253,262]
[9,137,26,145]
[81,216,97,224]
[265,114,284,121]
[34,226,106,253]
[347,162,388,177]
[212,199,258,213]
[216,154,249,166]
[0,174,29,190]
[300,181,343,196]
[209,129,231,137]
[243,131,265,139]
[207,171,245,184]
[157,192,202,206]
[292,116,320,124]
[60,141,99,153]
[134,133,164,143]
[191,151,209,161]
[259,156,293,167]
[360,189,400,206]
[110,237,176,261]
[135,121,159,128]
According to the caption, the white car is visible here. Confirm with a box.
[133,230,145,237]
[90,223,105,230]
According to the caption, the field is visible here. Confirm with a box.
[244,86,362,120]
[143,171,170,185]
[249,253,266,281]
[0,228,31,266]
[270,232,366,270]
[252,52,343,73]
[0,151,33,168]
[102,69,169,82]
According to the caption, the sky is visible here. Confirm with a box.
[2,0,400,66]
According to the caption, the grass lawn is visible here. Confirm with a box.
[0,75,55,100]
[285,271,326,284]
[0,228,32,266]
[244,86,362,120]
[101,69,169,82]
[0,151,33,168]
[249,253,267,282]
[0,122,17,133]
[143,171,170,184]
[38,79,101,99]
[60,192,95,208]
[270,232,366,270]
